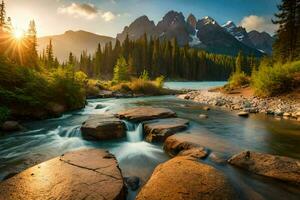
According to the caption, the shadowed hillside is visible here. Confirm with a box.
[38,30,115,61]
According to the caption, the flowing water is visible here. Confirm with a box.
[0,82,300,200]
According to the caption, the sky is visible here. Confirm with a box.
[6,0,280,37]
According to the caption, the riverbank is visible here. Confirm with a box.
[178,86,300,121]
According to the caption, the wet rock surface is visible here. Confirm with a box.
[143,118,189,142]
[0,149,126,200]
[164,134,208,159]
[116,106,176,122]
[81,115,126,140]
[1,121,22,132]
[228,151,300,185]
[136,156,234,200]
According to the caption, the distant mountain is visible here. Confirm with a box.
[116,15,156,42]
[38,30,115,61]
[116,11,263,57]
[222,21,254,48]
[248,30,274,55]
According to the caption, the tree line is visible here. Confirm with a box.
[65,34,258,81]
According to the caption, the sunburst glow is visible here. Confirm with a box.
[13,28,25,40]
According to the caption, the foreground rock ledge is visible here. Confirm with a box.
[164,134,208,159]
[116,106,176,122]
[136,156,234,200]
[228,151,300,185]
[143,118,189,142]
[0,149,126,200]
[81,115,126,140]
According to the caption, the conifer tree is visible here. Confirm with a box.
[0,0,5,29]
[273,0,299,61]
[235,51,243,73]
[27,20,38,67]
[46,39,54,68]
[113,56,129,83]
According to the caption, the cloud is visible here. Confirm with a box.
[58,3,98,19]
[101,11,116,21]
[239,15,277,34]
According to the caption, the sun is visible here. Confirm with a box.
[13,28,24,40]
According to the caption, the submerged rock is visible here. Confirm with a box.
[164,134,208,159]
[124,176,140,191]
[136,156,234,200]
[228,151,300,185]
[199,114,208,119]
[95,104,106,109]
[0,149,126,200]
[116,106,176,122]
[81,115,126,140]
[143,118,189,142]
[1,121,22,132]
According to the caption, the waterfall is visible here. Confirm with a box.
[58,126,81,138]
[126,123,143,143]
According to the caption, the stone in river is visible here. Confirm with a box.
[116,106,176,122]
[136,156,234,200]
[1,121,22,132]
[0,149,126,200]
[143,118,189,142]
[199,114,208,119]
[81,115,126,140]
[124,176,140,191]
[95,104,106,109]
[237,111,249,117]
[228,151,300,185]
[164,134,208,159]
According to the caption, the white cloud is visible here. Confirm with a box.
[101,11,116,22]
[239,15,277,34]
[58,3,98,19]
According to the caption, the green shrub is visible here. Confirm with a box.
[155,75,165,88]
[228,72,250,89]
[129,79,161,95]
[251,60,300,96]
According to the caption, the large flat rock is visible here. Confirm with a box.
[143,118,189,142]
[81,115,126,140]
[116,106,176,122]
[0,149,126,200]
[228,151,300,185]
[136,156,234,200]
[164,134,208,159]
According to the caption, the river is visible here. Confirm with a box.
[0,82,300,199]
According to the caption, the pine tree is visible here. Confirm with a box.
[235,51,243,73]
[68,52,75,66]
[27,20,38,67]
[113,56,129,83]
[46,39,54,68]
[0,0,5,29]
[273,0,299,61]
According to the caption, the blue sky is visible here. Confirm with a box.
[6,0,280,37]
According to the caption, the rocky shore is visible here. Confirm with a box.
[178,89,300,121]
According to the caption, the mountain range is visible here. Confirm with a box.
[38,10,274,61]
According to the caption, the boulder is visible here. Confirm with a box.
[136,156,234,200]
[203,106,210,111]
[95,104,106,109]
[81,115,126,140]
[1,121,22,132]
[116,106,176,122]
[143,118,189,142]
[45,103,67,117]
[164,134,207,159]
[228,151,300,185]
[99,90,114,98]
[0,149,126,200]
[237,111,249,117]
